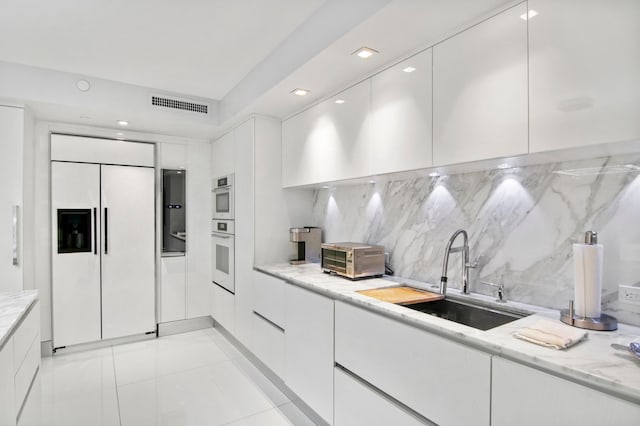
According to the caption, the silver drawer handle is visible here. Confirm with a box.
[212,233,231,239]
[12,205,18,266]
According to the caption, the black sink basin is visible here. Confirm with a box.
[405,298,527,331]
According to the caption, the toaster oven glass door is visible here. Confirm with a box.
[322,248,347,273]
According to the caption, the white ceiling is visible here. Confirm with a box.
[0,0,325,100]
[0,0,517,138]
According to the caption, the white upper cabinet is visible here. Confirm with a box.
[529,0,640,152]
[371,48,433,175]
[433,3,528,166]
[282,80,371,187]
[211,130,235,178]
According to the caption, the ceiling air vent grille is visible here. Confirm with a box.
[151,95,209,114]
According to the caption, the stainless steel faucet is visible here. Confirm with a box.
[439,229,476,296]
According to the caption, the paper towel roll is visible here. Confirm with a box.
[573,243,603,318]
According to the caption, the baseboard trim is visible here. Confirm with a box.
[52,332,156,355]
[213,322,329,426]
[157,316,214,337]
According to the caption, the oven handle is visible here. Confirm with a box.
[212,186,232,193]
[211,232,232,239]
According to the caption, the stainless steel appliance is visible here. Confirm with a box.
[321,242,385,279]
[289,227,321,264]
[212,174,234,220]
[212,219,235,293]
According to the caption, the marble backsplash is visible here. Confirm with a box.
[310,154,640,326]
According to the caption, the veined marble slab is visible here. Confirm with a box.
[256,263,640,405]
[0,290,38,349]
[310,153,640,326]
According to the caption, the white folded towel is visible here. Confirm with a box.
[514,319,587,350]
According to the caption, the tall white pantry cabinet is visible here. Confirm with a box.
[51,135,155,348]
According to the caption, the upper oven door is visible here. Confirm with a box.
[212,175,234,220]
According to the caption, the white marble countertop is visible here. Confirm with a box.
[0,290,38,350]
[256,263,640,405]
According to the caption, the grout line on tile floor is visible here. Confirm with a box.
[219,406,276,426]
[111,346,123,426]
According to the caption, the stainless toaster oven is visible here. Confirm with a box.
[321,242,385,280]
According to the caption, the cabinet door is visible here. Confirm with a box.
[233,119,255,347]
[0,105,23,294]
[492,357,640,426]
[284,284,334,424]
[282,80,371,187]
[186,142,212,319]
[371,49,433,175]
[253,272,285,329]
[335,368,426,426]
[211,131,235,178]
[101,165,156,339]
[0,338,15,426]
[211,283,235,334]
[251,311,285,378]
[51,162,101,348]
[160,256,186,323]
[433,3,528,166]
[335,301,490,426]
[529,0,640,152]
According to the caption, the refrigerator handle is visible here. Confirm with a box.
[104,207,108,254]
[93,207,97,255]
[11,205,18,266]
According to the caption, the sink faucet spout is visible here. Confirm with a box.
[440,229,474,296]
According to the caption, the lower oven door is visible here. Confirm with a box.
[211,232,235,293]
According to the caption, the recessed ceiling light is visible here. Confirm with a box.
[291,88,310,96]
[116,132,124,136]
[520,10,539,20]
[321,185,329,189]
[352,47,378,59]
[403,67,416,73]
[76,79,91,92]
[117,120,129,126]
[429,172,440,177]
[497,163,512,169]
[368,180,376,184]
[335,99,345,104]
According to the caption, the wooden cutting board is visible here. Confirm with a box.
[357,286,444,305]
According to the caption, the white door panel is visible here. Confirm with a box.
[101,165,155,339]
[51,161,101,347]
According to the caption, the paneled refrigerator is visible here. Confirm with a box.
[52,161,155,348]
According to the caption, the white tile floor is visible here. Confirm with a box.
[40,328,316,426]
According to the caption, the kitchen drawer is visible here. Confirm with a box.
[335,367,429,426]
[0,338,15,426]
[14,337,39,416]
[13,303,39,375]
[251,311,285,378]
[335,301,491,426]
[17,370,40,426]
[252,272,285,329]
[211,283,235,334]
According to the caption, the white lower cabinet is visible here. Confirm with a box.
[491,357,640,426]
[335,301,490,426]
[334,367,426,426]
[284,284,334,424]
[160,256,186,323]
[211,283,235,334]
[251,311,285,378]
[0,338,15,426]
[0,302,41,426]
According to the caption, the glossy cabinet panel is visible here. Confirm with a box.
[0,338,15,426]
[334,368,426,426]
[282,80,371,187]
[160,256,186,323]
[284,284,334,424]
[211,283,235,334]
[529,0,640,152]
[371,49,433,174]
[433,3,528,165]
[335,301,491,426]
[492,356,640,425]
